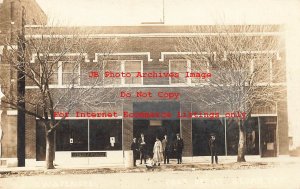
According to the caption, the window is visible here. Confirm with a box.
[103,60,121,85]
[124,60,142,84]
[191,58,210,84]
[103,60,142,85]
[53,119,122,151]
[49,62,59,85]
[62,62,80,85]
[169,60,187,84]
[56,120,88,151]
[89,120,122,151]
[252,58,272,83]
[41,60,80,86]
[192,119,225,156]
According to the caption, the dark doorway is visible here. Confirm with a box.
[133,101,180,158]
[192,118,225,156]
[260,117,277,157]
[133,119,180,158]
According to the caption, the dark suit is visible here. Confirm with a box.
[131,141,139,166]
[162,138,172,164]
[209,137,218,164]
[138,137,147,164]
[174,138,184,164]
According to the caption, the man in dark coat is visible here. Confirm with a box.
[138,133,147,164]
[161,134,172,164]
[174,133,184,164]
[130,137,139,166]
[209,133,218,164]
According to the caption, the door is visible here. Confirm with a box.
[260,121,277,157]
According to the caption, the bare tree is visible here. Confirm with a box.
[0,26,119,169]
[176,25,285,162]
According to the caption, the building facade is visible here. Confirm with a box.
[0,0,288,166]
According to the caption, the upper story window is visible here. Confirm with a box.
[124,60,142,84]
[169,59,187,84]
[190,58,210,84]
[62,62,80,85]
[104,60,122,85]
[43,61,80,86]
[103,60,142,85]
[48,62,59,85]
[251,58,272,83]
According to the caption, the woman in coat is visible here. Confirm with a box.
[152,137,163,166]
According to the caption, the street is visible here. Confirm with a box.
[1,161,300,189]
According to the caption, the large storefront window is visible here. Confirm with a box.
[52,119,122,152]
[89,120,122,151]
[226,117,259,155]
[56,120,88,151]
[192,118,225,156]
[245,118,259,155]
[226,119,239,155]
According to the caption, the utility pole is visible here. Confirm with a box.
[17,6,26,167]
[162,0,165,24]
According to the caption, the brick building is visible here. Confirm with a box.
[0,0,288,166]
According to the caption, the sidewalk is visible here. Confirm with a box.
[1,155,299,176]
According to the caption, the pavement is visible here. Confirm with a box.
[0,155,299,174]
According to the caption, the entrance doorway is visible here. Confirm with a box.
[133,119,180,158]
[260,117,277,157]
[132,101,180,158]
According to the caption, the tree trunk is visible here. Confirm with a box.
[45,130,55,169]
[237,119,246,162]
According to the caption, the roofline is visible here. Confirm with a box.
[25,32,282,39]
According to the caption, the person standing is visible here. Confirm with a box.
[174,133,184,164]
[162,134,171,164]
[138,133,147,164]
[209,133,218,164]
[130,137,139,166]
[152,137,163,166]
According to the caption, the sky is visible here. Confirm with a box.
[35,0,300,147]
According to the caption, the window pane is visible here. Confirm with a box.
[62,73,79,85]
[43,62,58,85]
[170,60,187,84]
[56,120,88,151]
[62,62,80,85]
[253,58,271,83]
[104,61,121,85]
[170,60,187,72]
[191,59,209,84]
[125,61,142,84]
[89,119,122,151]
[125,61,141,71]
[63,62,79,73]
[49,73,58,85]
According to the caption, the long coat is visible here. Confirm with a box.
[174,138,184,153]
[153,140,163,162]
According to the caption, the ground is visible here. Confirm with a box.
[1,158,300,189]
